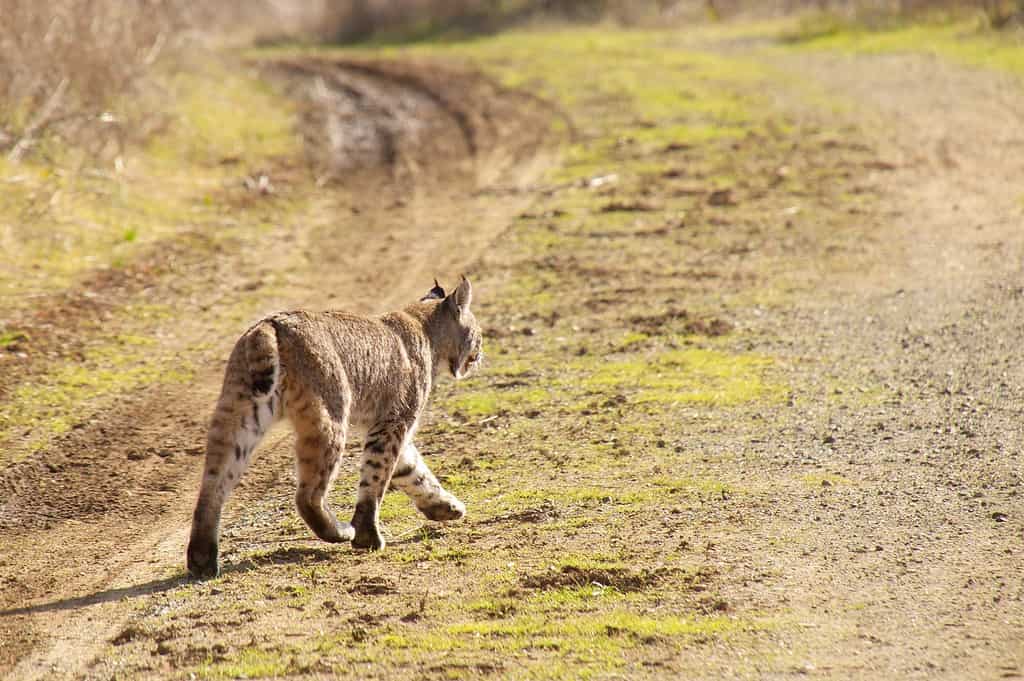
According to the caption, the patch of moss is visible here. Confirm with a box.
[0,330,29,349]
[447,386,550,417]
[580,347,785,406]
[441,610,761,659]
[554,553,629,572]
[524,584,627,612]
[197,646,291,679]
[619,331,649,348]
[388,546,474,564]
[351,609,761,681]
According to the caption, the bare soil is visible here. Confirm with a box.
[1,31,1022,681]
[718,48,1024,677]
[0,56,557,679]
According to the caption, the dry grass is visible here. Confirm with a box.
[0,0,281,161]
[0,0,190,159]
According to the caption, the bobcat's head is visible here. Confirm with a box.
[426,276,483,379]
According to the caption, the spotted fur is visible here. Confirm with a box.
[187,277,482,579]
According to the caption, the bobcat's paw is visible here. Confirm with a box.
[421,497,466,522]
[352,527,385,551]
[323,520,356,543]
[186,539,220,580]
[351,500,385,550]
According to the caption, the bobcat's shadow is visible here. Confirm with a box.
[0,545,336,618]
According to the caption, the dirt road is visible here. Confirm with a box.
[0,56,557,679]
[731,48,1024,676]
[0,27,1021,681]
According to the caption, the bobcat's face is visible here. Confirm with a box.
[451,310,483,380]
[425,276,483,380]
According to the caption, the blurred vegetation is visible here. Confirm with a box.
[0,0,1019,162]
[314,0,691,42]
[768,0,1024,29]
[1,0,185,160]
[310,0,1023,42]
[0,0,280,161]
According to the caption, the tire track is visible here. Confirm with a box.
[0,56,561,679]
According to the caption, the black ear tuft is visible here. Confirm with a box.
[420,278,446,301]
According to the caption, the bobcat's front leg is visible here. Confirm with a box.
[391,442,465,521]
[351,422,408,550]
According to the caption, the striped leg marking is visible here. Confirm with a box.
[391,442,465,522]
[188,392,279,579]
[351,422,407,550]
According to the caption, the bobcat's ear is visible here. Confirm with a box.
[446,275,472,315]
[421,278,446,302]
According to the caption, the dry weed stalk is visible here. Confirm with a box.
[0,0,193,159]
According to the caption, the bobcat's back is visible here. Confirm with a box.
[271,310,433,428]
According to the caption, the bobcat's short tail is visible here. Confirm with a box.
[245,319,280,399]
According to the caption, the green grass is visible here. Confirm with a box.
[198,646,291,680]
[448,386,551,417]
[147,62,299,166]
[581,347,785,406]
[782,16,1024,76]
[0,330,28,349]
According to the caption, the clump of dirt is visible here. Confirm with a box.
[696,595,730,614]
[479,501,561,525]
[600,199,660,213]
[111,625,147,647]
[429,661,505,676]
[706,188,735,206]
[628,308,733,336]
[520,564,677,592]
[348,575,394,595]
[682,317,733,336]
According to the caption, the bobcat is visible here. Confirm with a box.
[186,277,482,579]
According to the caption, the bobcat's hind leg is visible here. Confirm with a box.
[391,442,465,522]
[289,388,354,544]
[188,387,279,579]
[351,421,409,551]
